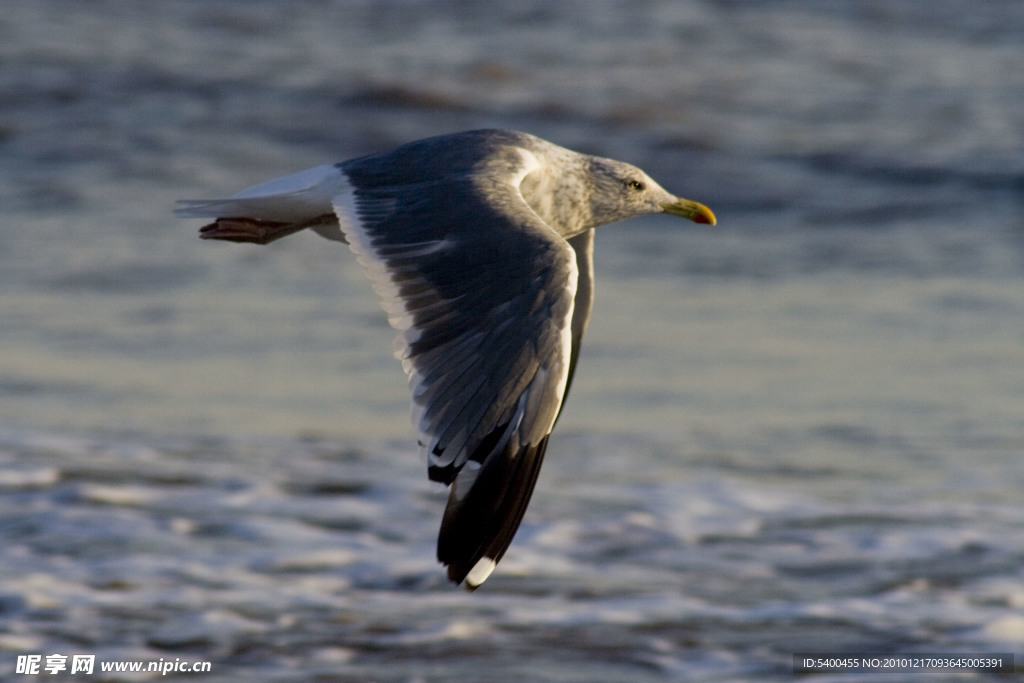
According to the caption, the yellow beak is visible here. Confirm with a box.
[661,197,716,225]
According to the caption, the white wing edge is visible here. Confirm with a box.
[332,185,419,342]
[519,262,577,446]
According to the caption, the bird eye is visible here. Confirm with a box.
[627,179,645,192]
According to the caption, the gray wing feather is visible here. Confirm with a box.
[336,166,579,587]
[336,167,578,482]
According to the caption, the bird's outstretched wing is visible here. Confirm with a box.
[337,158,579,588]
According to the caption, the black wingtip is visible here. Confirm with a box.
[438,437,551,589]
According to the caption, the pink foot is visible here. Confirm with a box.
[198,217,304,245]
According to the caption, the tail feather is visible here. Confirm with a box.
[438,436,550,589]
[174,164,346,223]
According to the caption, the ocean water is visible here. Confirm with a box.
[1,1,1023,680]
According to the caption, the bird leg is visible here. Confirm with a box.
[199,213,337,245]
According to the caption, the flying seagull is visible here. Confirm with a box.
[176,129,715,589]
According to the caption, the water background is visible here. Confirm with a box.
[1,1,1023,680]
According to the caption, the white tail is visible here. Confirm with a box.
[175,164,348,223]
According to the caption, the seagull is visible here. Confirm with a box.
[176,129,715,589]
